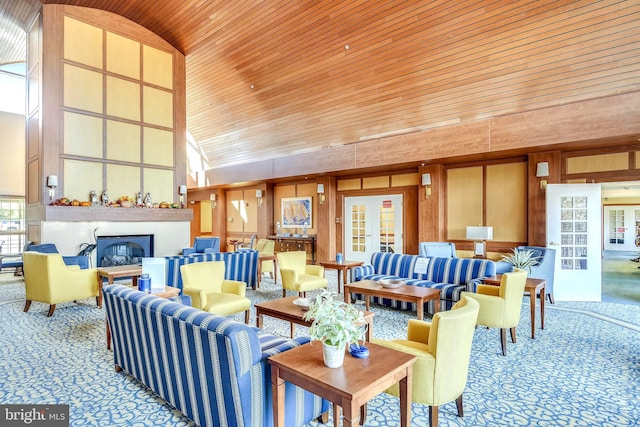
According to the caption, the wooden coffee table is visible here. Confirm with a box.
[255,296,374,341]
[269,342,416,427]
[344,280,441,320]
[483,275,546,339]
[319,260,364,293]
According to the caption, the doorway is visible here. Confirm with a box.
[603,205,640,252]
[344,195,403,263]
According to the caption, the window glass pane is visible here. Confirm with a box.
[0,197,26,255]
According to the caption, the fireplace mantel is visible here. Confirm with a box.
[29,206,193,222]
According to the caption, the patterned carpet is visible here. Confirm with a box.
[1,271,639,426]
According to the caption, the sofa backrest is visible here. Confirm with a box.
[419,242,457,258]
[103,284,263,427]
[166,249,259,290]
[369,252,495,285]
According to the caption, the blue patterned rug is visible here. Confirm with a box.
[1,272,639,426]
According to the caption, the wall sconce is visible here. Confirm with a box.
[210,193,217,209]
[536,162,549,190]
[47,175,58,200]
[421,173,432,199]
[466,226,493,258]
[178,185,187,206]
[256,189,264,206]
[317,183,325,204]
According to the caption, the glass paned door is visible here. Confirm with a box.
[603,206,640,251]
[344,195,403,263]
[547,184,601,301]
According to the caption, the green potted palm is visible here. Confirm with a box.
[501,248,541,273]
[303,289,366,368]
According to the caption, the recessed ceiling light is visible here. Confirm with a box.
[250,84,255,89]
[344,44,349,50]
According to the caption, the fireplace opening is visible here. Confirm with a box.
[96,235,154,267]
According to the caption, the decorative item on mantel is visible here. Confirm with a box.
[90,190,98,206]
[136,192,143,207]
[144,192,153,208]
[101,190,109,206]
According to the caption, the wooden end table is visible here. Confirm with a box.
[269,342,415,427]
[105,285,180,350]
[256,253,278,289]
[344,280,441,320]
[319,260,364,293]
[483,275,546,339]
[255,296,374,341]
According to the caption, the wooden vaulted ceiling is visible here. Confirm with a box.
[1,1,639,173]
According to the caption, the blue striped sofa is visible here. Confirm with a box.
[351,252,496,314]
[165,249,259,291]
[103,284,328,427]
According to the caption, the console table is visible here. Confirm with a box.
[268,235,316,263]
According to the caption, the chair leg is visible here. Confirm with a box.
[23,300,32,313]
[456,394,464,417]
[547,293,555,304]
[500,328,507,356]
[282,289,286,298]
[96,295,102,309]
[47,304,56,317]
[428,405,438,427]
[244,310,250,324]
[510,327,517,343]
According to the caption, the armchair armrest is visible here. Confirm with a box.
[182,247,196,256]
[406,319,432,344]
[221,279,247,296]
[462,291,503,311]
[260,334,310,358]
[477,284,500,296]
[183,286,207,309]
[279,268,298,285]
[305,264,324,277]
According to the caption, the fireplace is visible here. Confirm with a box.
[96,234,154,267]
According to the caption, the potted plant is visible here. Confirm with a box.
[303,289,366,368]
[501,247,541,273]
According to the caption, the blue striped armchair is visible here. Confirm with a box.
[103,284,328,427]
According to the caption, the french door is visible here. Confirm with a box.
[603,206,640,252]
[344,195,403,263]
[546,184,602,301]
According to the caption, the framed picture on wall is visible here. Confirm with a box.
[281,197,312,228]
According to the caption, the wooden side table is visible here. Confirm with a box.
[318,260,364,293]
[269,342,415,427]
[256,253,278,289]
[483,275,546,339]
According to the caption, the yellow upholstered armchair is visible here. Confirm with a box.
[23,252,100,317]
[180,261,251,323]
[277,251,327,298]
[373,295,479,427]
[461,268,528,356]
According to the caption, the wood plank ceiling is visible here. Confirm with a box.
[1,1,639,172]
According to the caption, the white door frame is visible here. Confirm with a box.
[344,195,403,263]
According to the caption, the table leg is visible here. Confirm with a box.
[399,365,413,427]
[433,298,441,314]
[338,269,343,294]
[289,322,295,338]
[416,300,424,320]
[345,288,353,304]
[530,290,536,339]
[255,262,261,290]
[271,365,286,427]
[256,311,263,328]
[540,284,545,331]
[342,399,359,427]
[333,404,339,427]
